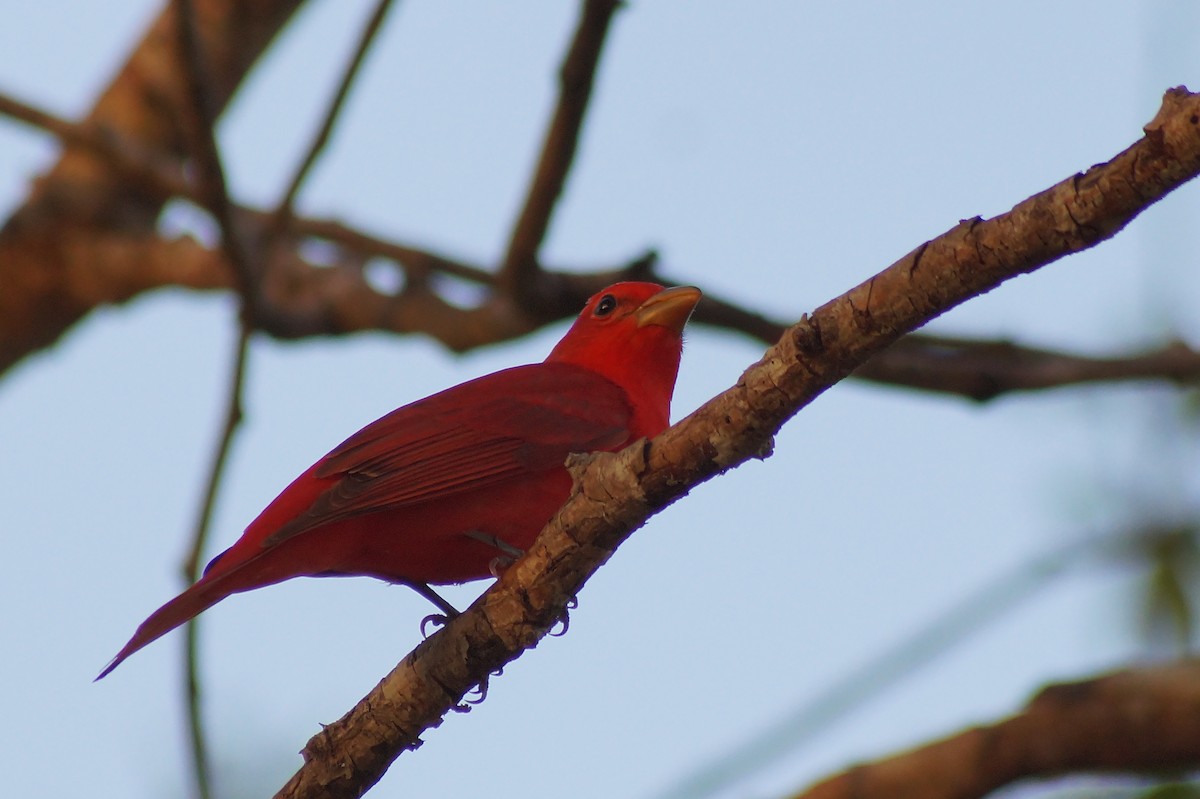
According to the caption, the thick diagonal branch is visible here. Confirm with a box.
[274,88,1200,799]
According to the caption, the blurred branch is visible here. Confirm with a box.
[178,324,249,799]
[791,661,1200,799]
[852,335,1200,400]
[652,533,1100,799]
[9,0,302,226]
[0,89,192,200]
[275,0,398,219]
[274,87,1200,799]
[0,0,302,372]
[289,216,494,285]
[5,49,1200,402]
[691,293,1200,399]
[3,92,1198,394]
[499,0,621,294]
[655,520,1200,799]
[174,0,258,305]
[173,1,269,796]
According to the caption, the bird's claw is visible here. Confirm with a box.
[421,613,450,639]
[549,595,578,637]
[454,666,505,712]
[488,555,515,578]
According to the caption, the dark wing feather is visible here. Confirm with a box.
[263,363,631,546]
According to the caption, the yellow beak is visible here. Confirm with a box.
[636,285,702,331]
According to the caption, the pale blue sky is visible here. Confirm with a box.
[2,3,1199,798]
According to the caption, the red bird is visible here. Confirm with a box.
[98,282,700,678]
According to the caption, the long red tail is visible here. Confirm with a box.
[95,575,230,680]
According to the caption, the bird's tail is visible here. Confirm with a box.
[95,573,229,681]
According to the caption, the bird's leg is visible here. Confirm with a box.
[401,581,461,638]
[463,532,576,635]
[465,530,524,558]
[464,531,525,577]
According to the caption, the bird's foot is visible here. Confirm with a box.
[421,613,451,639]
[405,581,460,638]
[465,531,526,578]
[549,595,579,637]
[454,666,506,712]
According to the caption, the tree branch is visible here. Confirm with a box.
[289,216,494,286]
[791,661,1200,799]
[178,323,249,799]
[0,0,303,374]
[274,87,1200,799]
[690,292,1200,400]
[851,334,1200,400]
[5,65,1200,406]
[274,0,398,219]
[171,1,269,794]
[0,88,193,202]
[10,0,303,229]
[5,60,1200,402]
[499,0,621,294]
[653,531,1109,799]
[174,0,259,306]
[5,163,1196,399]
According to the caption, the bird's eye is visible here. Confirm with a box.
[593,294,618,317]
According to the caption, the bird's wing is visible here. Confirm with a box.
[262,363,632,546]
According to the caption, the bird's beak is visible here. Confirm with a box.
[636,285,702,331]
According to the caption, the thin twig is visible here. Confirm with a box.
[179,326,251,799]
[499,0,622,293]
[291,216,495,285]
[853,334,1200,400]
[174,0,257,303]
[275,0,398,219]
[173,2,263,795]
[689,290,1200,399]
[0,88,192,200]
[180,327,252,581]
[651,531,1126,799]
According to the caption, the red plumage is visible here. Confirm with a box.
[98,282,700,678]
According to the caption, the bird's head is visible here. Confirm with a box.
[547,282,701,434]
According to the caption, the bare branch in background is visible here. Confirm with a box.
[0,0,302,371]
[172,1,281,795]
[4,57,1200,400]
[499,0,622,297]
[791,662,1200,799]
[274,0,398,220]
[174,0,258,305]
[0,89,192,201]
[3,86,1197,397]
[852,334,1200,400]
